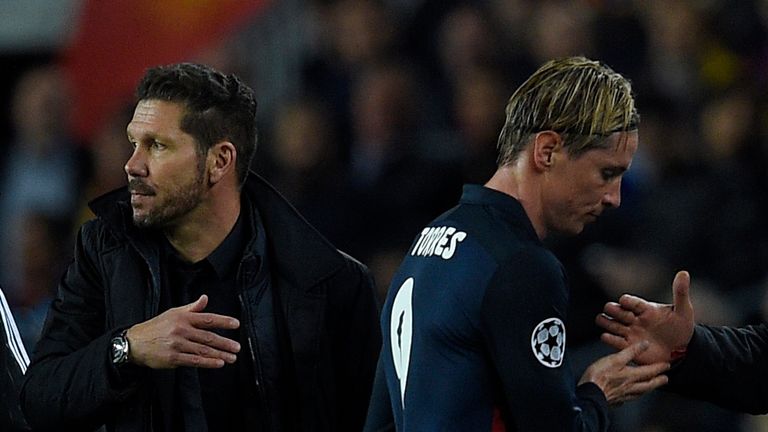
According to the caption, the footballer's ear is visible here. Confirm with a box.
[207,141,237,185]
[532,130,563,171]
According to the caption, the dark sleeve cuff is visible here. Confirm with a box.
[105,328,145,393]
[665,325,705,382]
[576,382,608,408]
[576,382,610,431]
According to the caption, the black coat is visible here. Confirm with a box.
[667,323,768,415]
[21,173,381,431]
[0,288,30,432]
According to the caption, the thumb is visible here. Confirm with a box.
[184,294,208,312]
[672,271,692,317]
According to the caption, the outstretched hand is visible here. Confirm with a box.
[580,341,670,405]
[596,270,695,365]
[126,295,241,369]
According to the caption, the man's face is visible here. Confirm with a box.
[125,99,207,229]
[542,130,638,236]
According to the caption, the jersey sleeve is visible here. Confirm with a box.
[363,353,396,432]
[480,247,609,431]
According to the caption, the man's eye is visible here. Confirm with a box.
[151,140,166,150]
[601,169,617,180]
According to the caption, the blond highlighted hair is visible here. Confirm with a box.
[496,56,638,166]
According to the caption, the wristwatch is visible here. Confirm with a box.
[110,330,130,365]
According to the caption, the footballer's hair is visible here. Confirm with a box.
[496,56,638,166]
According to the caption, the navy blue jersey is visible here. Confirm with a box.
[367,185,608,431]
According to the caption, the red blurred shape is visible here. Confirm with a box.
[61,0,268,142]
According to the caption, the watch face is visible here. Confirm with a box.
[111,335,128,364]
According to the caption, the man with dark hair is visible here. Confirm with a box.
[365,57,670,431]
[21,63,380,431]
[0,287,30,431]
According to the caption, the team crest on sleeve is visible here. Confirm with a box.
[530,318,566,368]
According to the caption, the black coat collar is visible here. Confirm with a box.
[88,172,347,292]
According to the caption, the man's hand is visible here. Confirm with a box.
[579,341,670,405]
[596,270,695,364]
[126,295,241,369]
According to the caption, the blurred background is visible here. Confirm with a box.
[1,0,767,430]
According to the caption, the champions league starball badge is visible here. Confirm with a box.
[531,318,566,368]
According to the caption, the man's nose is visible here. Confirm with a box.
[124,146,147,178]
[603,180,621,208]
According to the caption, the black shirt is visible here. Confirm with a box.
[160,211,255,431]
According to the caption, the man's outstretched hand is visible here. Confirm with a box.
[596,270,695,365]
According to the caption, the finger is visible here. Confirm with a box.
[628,374,670,396]
[618,294,650,315]
[672,270,693,315]
[616,374,669,403]
[626,362,671,381]
[169,351,229,369]
[182,295,209,313]
[166,338,238,366]
[187,328,241,354]
[600,333,629,351]
[612,367,669,404]
[603,302,637,325]
[595,314,629,337]
[182,339,239,363]
[611,340,649,365]
[189,312,240,330]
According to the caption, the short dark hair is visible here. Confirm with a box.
[497,56,639,166]
[136,63,257,185]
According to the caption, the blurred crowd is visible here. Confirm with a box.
[2,0,768,430]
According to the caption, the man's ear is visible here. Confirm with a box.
[532,131,562,171]
[207,141,237,185]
